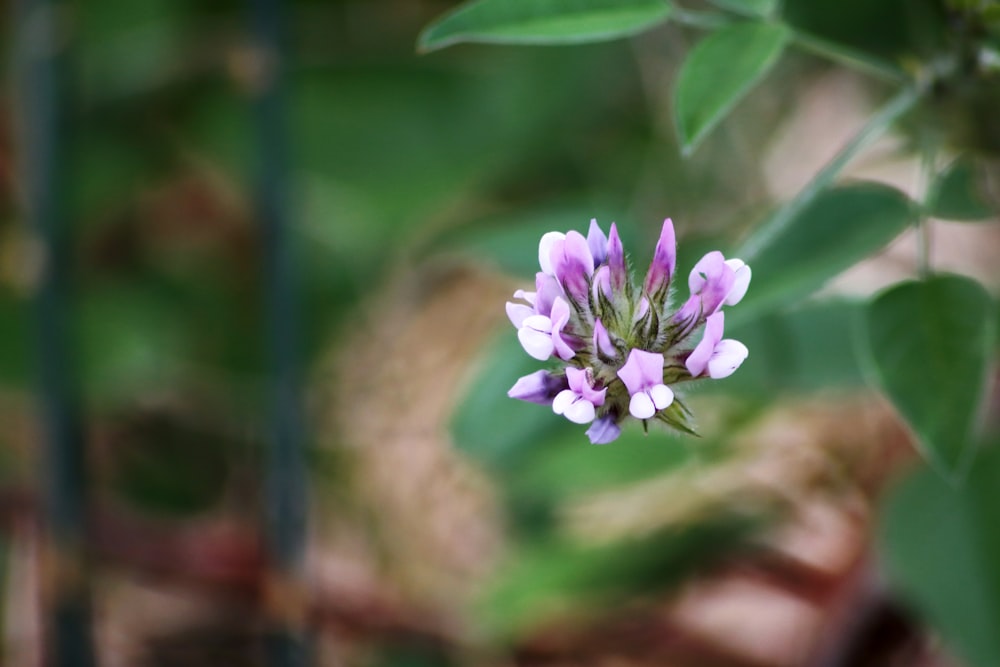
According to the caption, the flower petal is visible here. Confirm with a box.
[617,348,664,395]
[518,319,554,361]
[724,259,751,306]
[685,311,724,377]
[549,297,576,360]
[592,265,612,303]
[563,397,596,424]
[633,296,650,322]
[593,319,618,359]
[689,251,725,294]
[550,231,594,304]
[688,251,737,316]
[551,389,576,416]
[607,223,627,294]
[564,366,587,393]
[587,219,609,265]
[586,415,621,444]
[508,370,567,404]
[506,302,533,328]
[649,383,674,410]
[565,366,606,406]
[538,232,566,276]
[581,382,606,407]
[643,218,677,297]
[629,392,656,419]
[513,289,536,306]
[534,272,562,318]
[708,339,749,379]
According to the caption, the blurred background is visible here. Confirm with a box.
[1,0,999,665]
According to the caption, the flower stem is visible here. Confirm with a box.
[790,31,909,84]
[671,7,734,30]
[916,139,939,279]
[738,83,927,261]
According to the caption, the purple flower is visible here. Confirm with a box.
[606,223,627,294]
[534,272,563,318]
[514,296,576,361]
[674,251,752,327]
[723,259,751,306]
[686,312,749,379]
[549,231,594,307]
[587,219,609,265]
[643,218,676,299]
[505,296,534,328]
[508,370,568,404]
[633,296,650,323]
[592,265,612,303]
[617,349,674,419]
[505,216,751,443]
[552,367,606,424]
[687,251,735,316]
[538,232,565,276]
[593,319,618,359]
[586,415,621,444]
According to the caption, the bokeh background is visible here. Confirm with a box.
[1,0,999,665]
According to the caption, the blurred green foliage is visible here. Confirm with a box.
[881,440,1000,667]
[1,0,1000,663]
[422,0,1000,660]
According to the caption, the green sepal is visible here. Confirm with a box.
[656,398,699,436]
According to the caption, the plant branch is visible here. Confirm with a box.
[791,32,909,84]
[737,83,926,260]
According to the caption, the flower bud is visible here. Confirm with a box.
[549,231,595,307]
[508,370,568,404]
[643,218,676,302]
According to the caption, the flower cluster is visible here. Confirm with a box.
[506,219,750,444]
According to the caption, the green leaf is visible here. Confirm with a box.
[880,444,1000,667]
[510,425,718,504]
[418,0,672,52]
[735,183,917,322]
[723,299,868,394]
[781,0,948,62]
[927,157,998,222]
[707,0,776,18]
[860,275,995,478]
[737,87,923,261]
[673,22,788,155]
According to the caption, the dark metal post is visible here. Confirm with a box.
[12,0,96,665]
[248,0,310,664]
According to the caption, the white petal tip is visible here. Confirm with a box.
[518,327,554,361]
[629,392,656,420]
[649,384,674,410]
[538,231,566,275]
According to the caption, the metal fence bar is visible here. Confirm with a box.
[12,0,96,665]
[248,0,310,664]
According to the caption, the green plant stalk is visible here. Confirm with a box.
[916,141,939,279]
[14,0,96,663]
[790,31,909,84]
[737,83,926,261]
[671,5,907,83]
[671,7,735,30]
